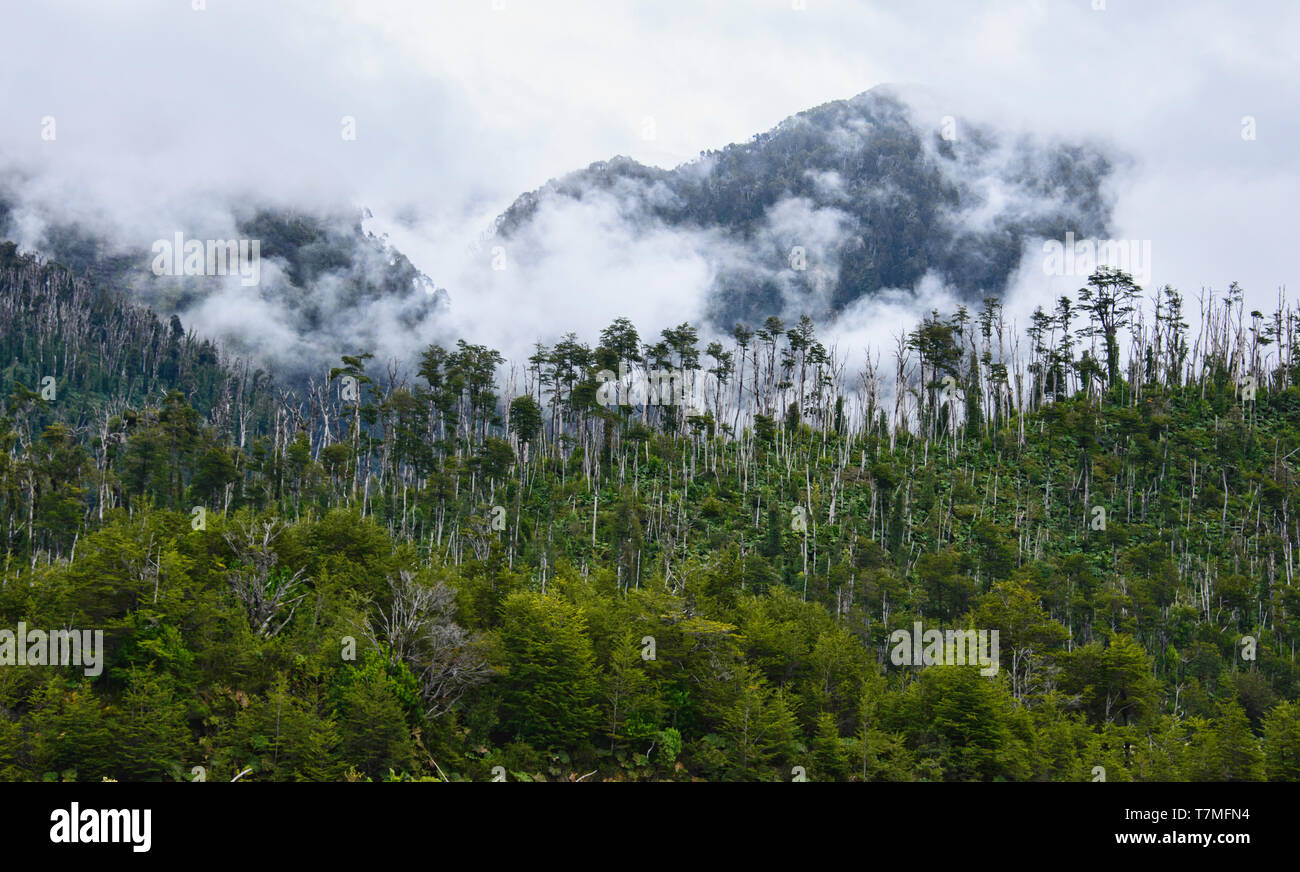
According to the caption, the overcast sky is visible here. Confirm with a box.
[2,0,1297,364]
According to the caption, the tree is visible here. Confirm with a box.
[498,591,601,749]
[716,665,798,780]
[973,579,1069,700]
[811,711,850,781]
[597,317,642,368]
[27,678,116,781]
[31,423,90,553]
[333,650,418,779]
[190,446,237,507]
[221,676,342,781]
[1263,700,1300,782]
[1060,634,1160,728]
[604,631,661,753]
[117,667,191,780]
[508,395,543,447]
[365,571,491,718]
[886,665,1031,782]
[223,518,309,638]
[1077,267,1141,389]
[1186,700,1265,782]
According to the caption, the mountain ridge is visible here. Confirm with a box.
[493,85,1115,327]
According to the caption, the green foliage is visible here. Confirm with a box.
[1,254,1297,780]
[498,592,601,749]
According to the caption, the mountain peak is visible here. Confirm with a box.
[494,87,1114,328]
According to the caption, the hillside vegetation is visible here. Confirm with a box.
[2,249,1299,782]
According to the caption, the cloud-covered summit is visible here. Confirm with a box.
[0,85,1118,380]
[494,86,1115,330]
[0,189,448,380]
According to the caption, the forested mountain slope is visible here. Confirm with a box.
[0,196,445,380]
[1,247,1298,781]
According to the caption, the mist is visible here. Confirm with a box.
[0,0,1295,383]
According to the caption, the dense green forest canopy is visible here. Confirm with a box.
[2,247,1299,781]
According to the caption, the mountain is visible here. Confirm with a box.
[0,242,265,435]
[0,192,448,381]
[2,233,1298,782]
[3,112,1299,784]
[0,86,1115,378]
[495,85,1115,327]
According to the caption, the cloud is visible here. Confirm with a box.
[0,0,1293,379]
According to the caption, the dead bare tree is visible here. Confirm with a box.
[223,519,308,638]
[364,570,492,718]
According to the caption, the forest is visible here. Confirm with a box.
[1,244,1299,782]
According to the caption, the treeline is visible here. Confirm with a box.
[1,252,1299,780]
